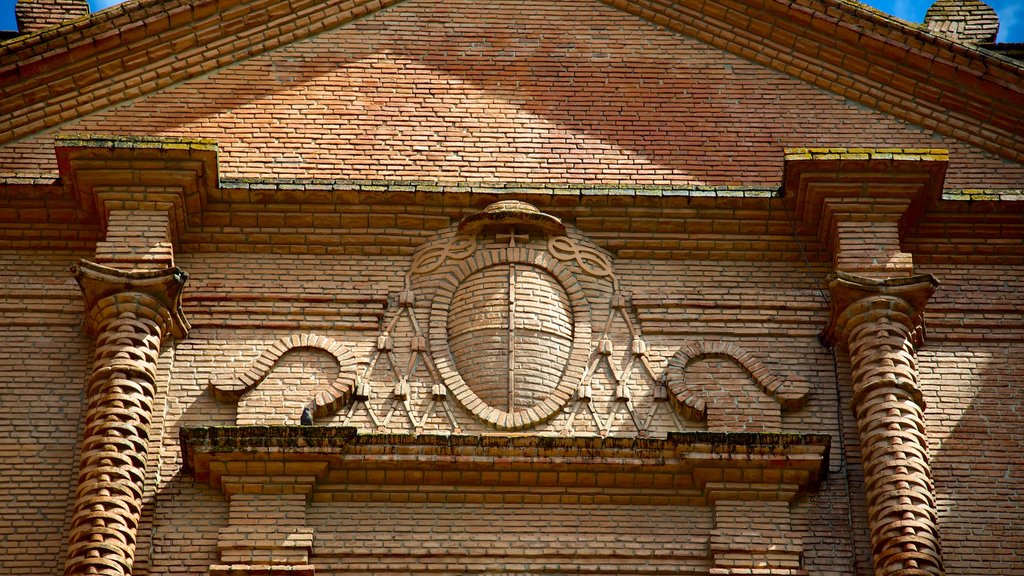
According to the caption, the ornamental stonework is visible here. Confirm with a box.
[210,200,810,436]
[422,201,600,429]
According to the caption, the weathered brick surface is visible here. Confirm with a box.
[924,0,1000,44]
[2,0,1023,189]
[0,0,1022,575]
[14,0,89,34]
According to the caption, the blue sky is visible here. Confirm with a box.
[0,0,1022,42]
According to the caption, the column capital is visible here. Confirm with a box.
[822,271,938,350]
[71,259,190,339]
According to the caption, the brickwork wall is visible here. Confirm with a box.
[918,264,1024,575]
[0,251,92,575]
[2,0,1023,190]
[307,501,713,575]
[0,0,1021,574]
[14,0,89,34]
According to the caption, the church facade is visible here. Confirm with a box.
[1,0,1022,574]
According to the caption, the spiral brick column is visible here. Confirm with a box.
[824,272,942,576]
[65,260,189,576]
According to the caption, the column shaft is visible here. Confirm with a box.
[65,262,188,576]
[825,273,942,576]
[847,304,941,575]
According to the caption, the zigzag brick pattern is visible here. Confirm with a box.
[843,297,943,576]
[64,293,172,576]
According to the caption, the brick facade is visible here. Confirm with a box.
[1,0,1022,575]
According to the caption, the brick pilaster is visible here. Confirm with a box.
[823,273,942,576]
[787,149,948,575]
[707,489,806,576]
[211,473,323,576]
[57,136,208,576]
[65,261,189,576]
[94,210,176,270]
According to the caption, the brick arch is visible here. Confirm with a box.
[665,341,808,424]
[211,333,356,418]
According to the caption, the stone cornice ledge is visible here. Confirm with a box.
[180,426,830,504]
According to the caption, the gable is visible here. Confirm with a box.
[1,0,1022,189]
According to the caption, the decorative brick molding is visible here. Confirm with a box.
[55,134,218,245]
[14,0,88,34]
[408,201,608,430]
[564,291,671,436]
[211,333,356,423]
[924,0,999,44]
[822,272,943,576]
[66,260,189,576]
[666,341,809,430]
[429,246,592,429]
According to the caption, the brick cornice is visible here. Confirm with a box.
[1,0,1023,164]
[181,426,832,503]
[602,0,1024,162]
[55,133,218,244]
[783,148,949,249]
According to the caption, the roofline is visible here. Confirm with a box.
[1,0,1023,163]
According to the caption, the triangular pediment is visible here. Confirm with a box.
[1,0,1023,183]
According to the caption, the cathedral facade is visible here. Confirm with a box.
[1,0,1022,574]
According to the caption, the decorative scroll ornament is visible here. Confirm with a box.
[393,200,628,430]
[409,234,477,277]
[665,340,808,424]
[210,333,356,421]
[548,235,615,283]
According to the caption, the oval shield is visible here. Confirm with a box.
[448,263,573,413]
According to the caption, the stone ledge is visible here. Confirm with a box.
[181,426,830,504]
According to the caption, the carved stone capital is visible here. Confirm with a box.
[822,271,938,350]
[71,259,190,339]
